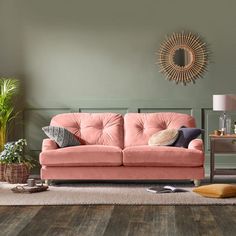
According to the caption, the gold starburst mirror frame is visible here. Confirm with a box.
[158,32,209,85]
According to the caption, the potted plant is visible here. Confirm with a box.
[0,139,34,183]
[0,78,19,181]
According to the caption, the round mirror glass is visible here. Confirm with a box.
[173,48,193,67]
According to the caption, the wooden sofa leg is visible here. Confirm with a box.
[193,179,201,187]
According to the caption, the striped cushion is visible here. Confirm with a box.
[148,129,179,146]
[42,126,80,148]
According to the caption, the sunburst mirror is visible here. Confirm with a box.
[158,32,209,85]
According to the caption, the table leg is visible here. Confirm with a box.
[210,139,214,183]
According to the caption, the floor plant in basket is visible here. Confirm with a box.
[0,139,34,183]
[0,78,19,181]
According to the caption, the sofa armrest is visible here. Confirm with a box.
[42,138,58,152]
[188,139,204,152]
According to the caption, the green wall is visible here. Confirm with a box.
[1,0,236,175]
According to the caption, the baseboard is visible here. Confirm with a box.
[204,162,236,175]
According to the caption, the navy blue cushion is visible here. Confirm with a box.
[173,128,202,148]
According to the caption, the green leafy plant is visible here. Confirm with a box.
[0,139,34,168]
[0,78,19,152]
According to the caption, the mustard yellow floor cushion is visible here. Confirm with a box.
[193,184,236,198]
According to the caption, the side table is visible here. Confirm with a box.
[209,134,236,182]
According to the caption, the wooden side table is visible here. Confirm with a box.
[209,134,236,182]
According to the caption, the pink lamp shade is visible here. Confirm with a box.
[213,94,236,111]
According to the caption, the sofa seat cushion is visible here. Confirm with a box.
[123,145,204,167]
[40,145,122,167]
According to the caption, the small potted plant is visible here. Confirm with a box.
[0,139,34,183]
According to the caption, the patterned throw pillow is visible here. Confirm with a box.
[148,129,179,146]
[42,126,80,148]
[173,128,202,148]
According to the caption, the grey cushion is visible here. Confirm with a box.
[42,126,80,148]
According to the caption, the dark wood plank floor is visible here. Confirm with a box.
[0,205,235,236]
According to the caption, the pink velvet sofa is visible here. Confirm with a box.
[40,112,204,186]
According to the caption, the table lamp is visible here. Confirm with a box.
[213,94,236,134]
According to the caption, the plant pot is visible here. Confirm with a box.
[0,163,5,181]
[4,163,30,184]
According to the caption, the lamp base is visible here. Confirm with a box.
[219,112,231,134]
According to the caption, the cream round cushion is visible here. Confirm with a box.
[148,129,179,146]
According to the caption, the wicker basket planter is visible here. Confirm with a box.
[0,164,6,181]
[4,163,29,184]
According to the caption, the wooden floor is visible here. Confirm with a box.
[0,205,236,236]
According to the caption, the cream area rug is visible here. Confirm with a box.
[1,182,236,205]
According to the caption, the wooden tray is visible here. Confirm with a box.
[11,184,48,194]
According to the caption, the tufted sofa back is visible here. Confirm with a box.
[50,113,124,148]
[124,113,196,147]
[50,112,196,149]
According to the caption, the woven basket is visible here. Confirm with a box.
[0,164,5,181]
[4,163,29,184]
